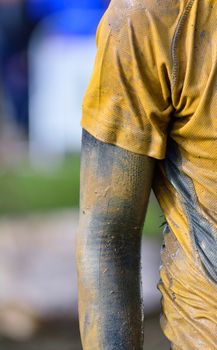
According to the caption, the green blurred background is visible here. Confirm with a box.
[0,155,163,236]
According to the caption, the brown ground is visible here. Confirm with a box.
[0,316,170,350]
[0,212,169,349]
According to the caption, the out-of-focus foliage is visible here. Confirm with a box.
[0,155,80,215]
[0,154,163,236]
[144,197,164,237]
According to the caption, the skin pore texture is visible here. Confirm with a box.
[76,129,155,350]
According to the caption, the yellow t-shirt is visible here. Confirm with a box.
[82,0,217,275]
[82,0,217,345]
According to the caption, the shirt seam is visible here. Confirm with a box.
[171,0,195,92]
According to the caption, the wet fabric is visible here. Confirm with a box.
[81,0,217,349]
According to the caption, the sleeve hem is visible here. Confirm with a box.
[81,118,166,160]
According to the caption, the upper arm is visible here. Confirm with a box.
[80,130,155,230]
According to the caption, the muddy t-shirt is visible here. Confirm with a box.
[81,0,217,339]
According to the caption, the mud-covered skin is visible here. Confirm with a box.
[76,130,155,350]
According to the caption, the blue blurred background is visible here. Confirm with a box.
[1,0,108,156]
[0,0,110,213]
[0,1,168,349]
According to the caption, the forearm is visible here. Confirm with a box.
[76,130,155,350]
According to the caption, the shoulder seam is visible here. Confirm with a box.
[171,0,195,91]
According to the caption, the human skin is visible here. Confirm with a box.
[76,129,156,349]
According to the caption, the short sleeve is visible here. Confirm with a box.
[81,0,175,159]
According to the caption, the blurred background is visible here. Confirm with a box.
[0,0,170,349]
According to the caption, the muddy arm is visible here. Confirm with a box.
[76,129,156,350]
